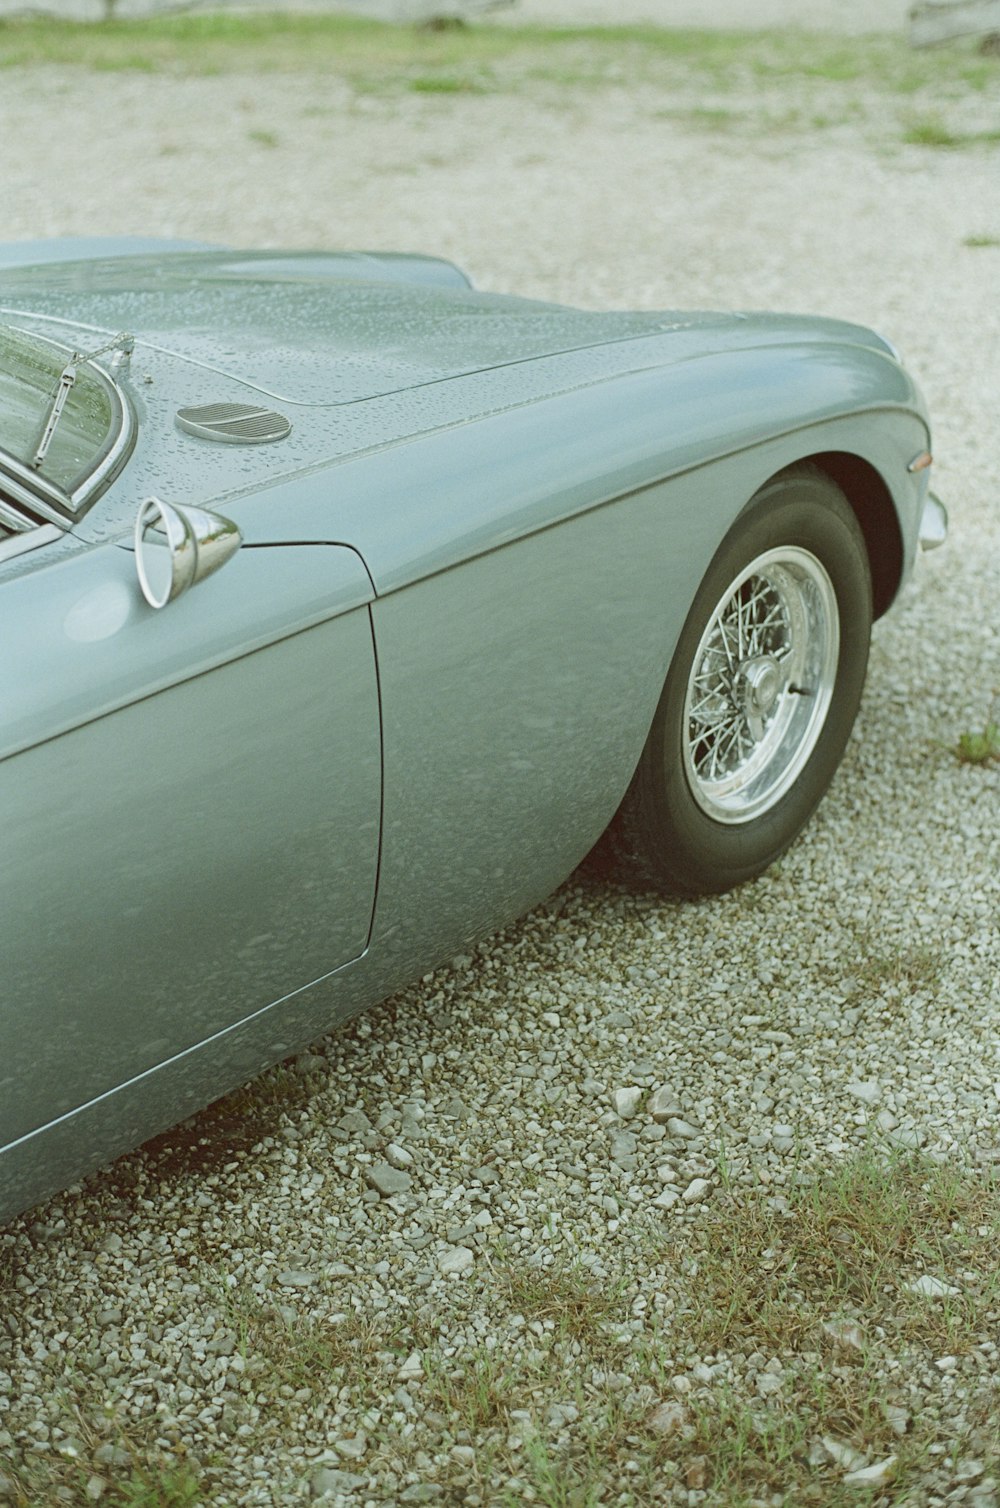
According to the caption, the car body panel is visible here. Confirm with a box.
[0,240,937,1225]
[1,542,381,1149]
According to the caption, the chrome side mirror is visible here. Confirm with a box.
[134,497,242,609]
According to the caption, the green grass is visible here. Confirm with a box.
[683,1150,1000,1359]
[904,115,1000,148]
[0,13,990,95]
[955,695,1000,763]
[964,233,1000,247]
[5,1152,1000,1505]
[0,13,994,153]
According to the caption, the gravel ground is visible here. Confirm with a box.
[1,21,999,1508]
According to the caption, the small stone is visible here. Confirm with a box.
[935,1354,957,1372]
[277,1270,317,1288]
[438,1245,474,1275]
[337,1109,372,1137]
[0,1477,15,1501]
[397,1350,423,1381]
[334,1434,367,1460]
[310,1466,365,1498]
[885,1126,926,1151]
[843,1455,896,1486]
[385,1143,414,1169]
[756,1372,782,1396]
[647,1400,687,1435]
[295,1052,327,1076]
[667,1118,699,1139]
[612,1086,643,1119]
[451,1445,476,1465]
[93,1446,131,1469]
[96,1309,122,1329]
[822,1319,865,1351]
[400,1487,442,1504]
[653,1187,680,1210]
[366,1163,412,1198]
[683,1178,711,1204]
[957,1460,986,1484]
[685,1456,708,1490]
[823,1437,868,1472]
[670,1375,692,1395]
[847,1079,881,1106]
[648,1086,683,1122]
[906,1274,960,1298]
[882,1404,910,1436]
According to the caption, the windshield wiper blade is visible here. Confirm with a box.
[31,332,134,471]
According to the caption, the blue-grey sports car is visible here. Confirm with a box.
[0,238,945,1225]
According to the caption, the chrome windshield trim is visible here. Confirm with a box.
[0,494,33,532]
[0,455,74,527]
[0,322,135,517]
[0,522,62,565]
[71,375,134,511]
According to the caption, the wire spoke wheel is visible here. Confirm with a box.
[598,466,874,896]
[682,547,839,823]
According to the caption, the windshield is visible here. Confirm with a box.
[0,324,120,499]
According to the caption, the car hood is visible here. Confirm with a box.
[0,248,713,408]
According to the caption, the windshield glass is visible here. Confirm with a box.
[0,324,117,496]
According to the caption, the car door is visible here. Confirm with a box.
[0,531,381,1151]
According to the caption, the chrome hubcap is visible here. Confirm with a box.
[682,546,839,824]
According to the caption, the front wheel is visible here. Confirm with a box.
[611,467,873,896]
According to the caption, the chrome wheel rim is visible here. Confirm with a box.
[682,546,839,824]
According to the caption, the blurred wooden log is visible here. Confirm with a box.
[909,0,1000,45]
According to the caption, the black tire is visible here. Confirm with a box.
[608,465,873,896]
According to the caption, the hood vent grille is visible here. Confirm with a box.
[176,403,292,445]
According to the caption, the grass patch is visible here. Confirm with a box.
[496,1256,630,1344]
[5,1154,1000,1504]
[220,1287,391,1399]
[5,1463,201,1508]
[851,938,943,997]
[1,1405,203,1508]
[683,1150,999,1357]
[955,695,1000,763]
[0,15,995,153]
[964,233,1000,247]
[0,13,992,100]
[903,115,1000,148]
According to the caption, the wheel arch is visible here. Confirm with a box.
[799,451,903,619]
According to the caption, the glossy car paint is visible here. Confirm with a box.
[0,241,933,1224]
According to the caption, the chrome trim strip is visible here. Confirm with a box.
[0,522,62,565]
[919,491,948,551]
